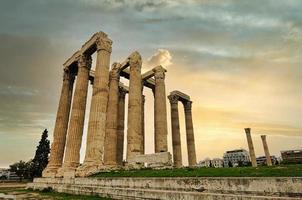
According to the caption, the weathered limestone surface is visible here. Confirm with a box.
[168,94,182,167]
[184,101,197,166]
[42,69,75,178]
[245,128,257,167]
[127,152,172,168]
[58,55,92,178]
[116,87,127,166]
[153,66,168,153]
[126,52,143,163]
[77,36,112,176]
[103,63,121,167]
[261,135,272,166]
[28,177,302,200]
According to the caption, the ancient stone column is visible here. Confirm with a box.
[42,69,75,177]
[59,54,91,177]
[79,37,112,174]
[168,94,182,167]
[153,66,168,153]
[244,128,257,167]
[261,135,272,166]
[141,94,145,154]
[116,87,127,166]
[103,63,121,166]
[184,101,197,166]
[126,52,143,162]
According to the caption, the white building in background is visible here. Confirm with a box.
[223,149,250,167]
[211,158,224,168]
[197,158,211,167]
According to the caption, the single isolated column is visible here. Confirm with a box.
[103,63,121,167]
[116,87,127,166]
[79,36,112,175]
[183,101,197,166]
[42,68,75,177]
[168,94,182,167]
[244,128,257,167]
[126,51,143,162]
[58,54,91,177]
[153,66,168,153]
[261,135,272,166]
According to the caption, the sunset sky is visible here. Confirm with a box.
[0,0,302,167]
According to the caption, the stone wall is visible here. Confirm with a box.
[28,177,302,199]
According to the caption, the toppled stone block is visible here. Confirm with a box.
[127,152,173,169]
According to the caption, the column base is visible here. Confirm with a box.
[42,166,59,178]
[55,166,77,178]
[75,162,106,177]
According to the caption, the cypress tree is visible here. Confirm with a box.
[31,129,50,178]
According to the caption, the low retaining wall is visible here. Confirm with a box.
[27,177,302,199]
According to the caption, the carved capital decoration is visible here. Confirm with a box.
[153,65,166,80]
[110,62,121,81]
[96,37,112,53]
[78,54,92,70]
[128,51,142,72]
[63,68,75,83]
[168,94,179,104]
[184,101,192,112]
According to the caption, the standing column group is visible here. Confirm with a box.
[43,31,197,178]
[168,92,197,167]
[59,55,92,177]
[42,69,75,177]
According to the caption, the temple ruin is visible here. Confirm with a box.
[42,31,196,178]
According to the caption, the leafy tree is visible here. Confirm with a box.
[31,129,50,178]
[9,160,31,181]
[228,160,233,167]
[209,160,213,168]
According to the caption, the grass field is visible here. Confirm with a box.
[92,164,302,178]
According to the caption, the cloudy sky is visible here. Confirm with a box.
[0,0,302,167]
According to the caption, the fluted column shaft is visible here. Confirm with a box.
[126,52,143,161]
[103,64,120,166]
[168,95,182,167]
[62,55,91,170]
[153,66,168,153]
[261,135,272,166]
[83,37,112,166]
[245,128,257,167]
[116,88,127,165]
[184,101,197,166]
[42,69,74,177]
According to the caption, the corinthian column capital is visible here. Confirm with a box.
[184,101,192,112]
[153,65,167,80]
[78,55,92,69]
[168,94,179,104]
[96,37,112,53]
[63,68,75,83]
[128,51,142,71]
[110,63,121,81]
